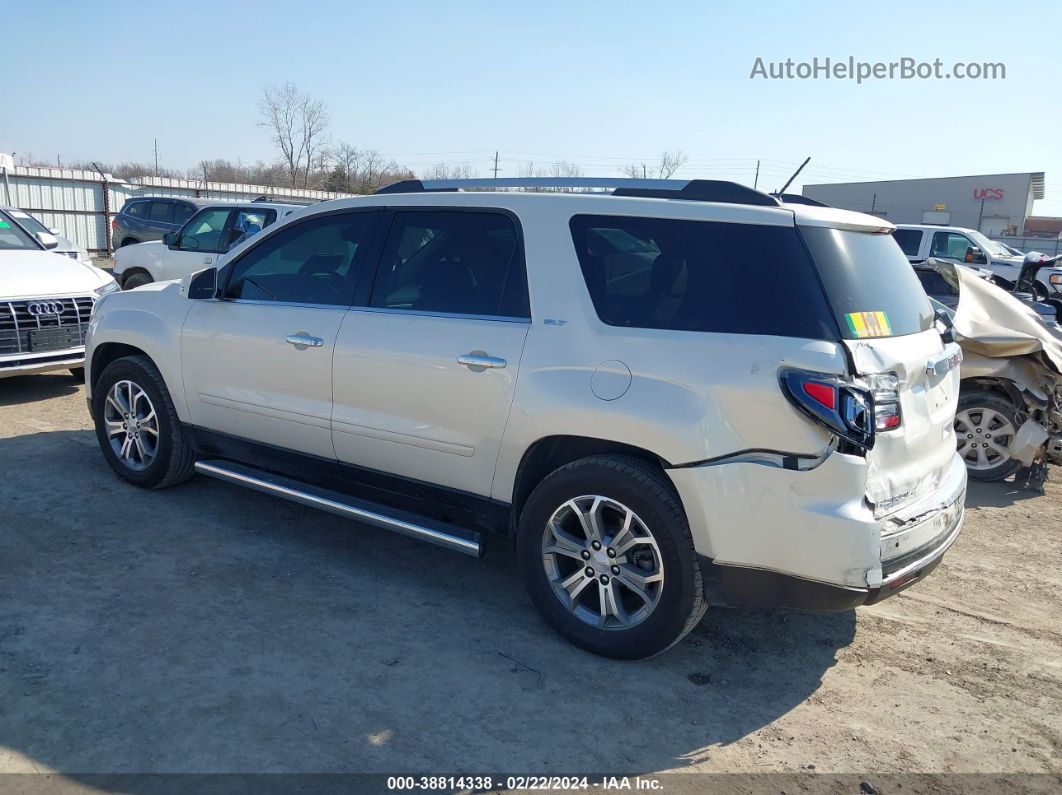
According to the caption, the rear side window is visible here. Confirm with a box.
[124,201,147,218]
[569,215,835,339]
[892,229,922,257]
[147,202,175,224]
[800,226,934,339]
[371,210,528,318]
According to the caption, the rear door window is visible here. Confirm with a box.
[800,226,934,338]
[569,214,835,339]
[892,228,923,257]
[147,201,175,224]
[370,210,528,318]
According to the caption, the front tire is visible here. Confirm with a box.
[92,355,195,489]
[517,455,707,659]
[122,271,153,290]
[955,391,1024,481]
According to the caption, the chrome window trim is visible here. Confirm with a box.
[224,298,530,323]
[349,306,531,324]
[226,298,351,312]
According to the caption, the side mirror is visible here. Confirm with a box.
[183,267,218,300]
[37,231,60,250]
[964,246,987,265]
[163,231,178,248]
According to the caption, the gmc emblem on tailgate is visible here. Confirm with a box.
[927,350,963,377]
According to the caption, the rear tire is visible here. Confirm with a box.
[122,271,153,290]
[955,391,1024,481]
[517,454,707,659]
[119,238,139,248]
[92,355,195,489]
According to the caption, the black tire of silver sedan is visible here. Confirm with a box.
[92,355,196,489]
[955,391,1024,482]
[517,454,707,659]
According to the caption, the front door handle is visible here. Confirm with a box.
[458,353,507,370]
[286,333,324,349]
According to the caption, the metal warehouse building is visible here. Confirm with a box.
[802,172,1045,236]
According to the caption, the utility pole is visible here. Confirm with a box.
[57,154,61,169]
[753,160,760,189]
[642,164,647,179]
[154,139,159,178]
[977,197,985,231]
[871,193,877,213]
[493,151,499,178]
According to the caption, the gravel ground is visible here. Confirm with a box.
[1,373,1060,789]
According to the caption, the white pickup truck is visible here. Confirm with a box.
[894,224,1062,301]
[113,200,299,289]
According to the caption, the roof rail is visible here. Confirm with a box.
[375,178,781,207]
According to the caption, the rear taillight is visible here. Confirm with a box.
[780,368,875,450]
[866,373,902,432]
[111,218,118,230]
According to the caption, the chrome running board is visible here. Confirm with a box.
[194,459,482,557]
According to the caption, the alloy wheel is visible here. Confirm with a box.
[541,495,664,630]
[955,407,1016,471]
[103,379,160,472]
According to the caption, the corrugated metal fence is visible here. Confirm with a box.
[0,165,356,255]
[991,235,1062,256]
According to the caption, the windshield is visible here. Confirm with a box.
[800,226,935,339]
[0,211,42,251]
[7,209,51,238]
[967,230,1011,258]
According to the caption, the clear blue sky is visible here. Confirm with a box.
[6,0,1062,212]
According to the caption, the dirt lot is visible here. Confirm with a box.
[1,372,1060,787]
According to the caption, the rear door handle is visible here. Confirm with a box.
[458,353,507,370]
[286,333,324,348]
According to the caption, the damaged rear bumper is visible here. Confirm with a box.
[674,449,967,611]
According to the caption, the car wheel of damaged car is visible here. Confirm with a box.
[92,355,196,489]
[516,455,707,659]
[955,391,1024,481]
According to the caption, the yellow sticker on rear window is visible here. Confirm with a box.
[845,311,892,338]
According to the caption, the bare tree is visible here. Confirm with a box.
[658,150,688,178]
[258,83,330,188]
[421,162,478,180]
[515,160,582,191]
[321,142,412,194]
[620,150,688,180]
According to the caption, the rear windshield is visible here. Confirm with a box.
[569,215,836,340]
[799,226,934,339]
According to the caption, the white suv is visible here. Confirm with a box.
[113,200,300,289]
[85,178,966,658]
[1,212,118,379]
